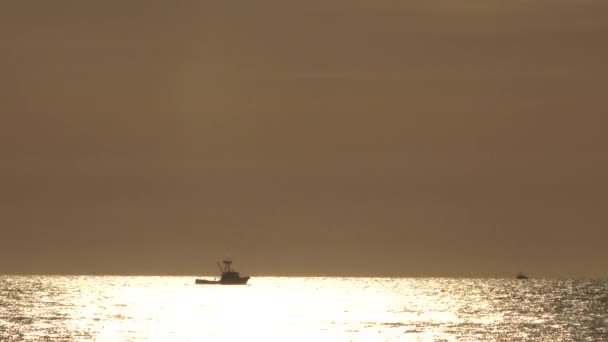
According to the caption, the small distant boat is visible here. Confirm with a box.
[516,272,529,279]
[195,259,250,285]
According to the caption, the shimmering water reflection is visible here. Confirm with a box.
[1,276,607,341]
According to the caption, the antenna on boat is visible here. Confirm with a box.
[216,261,224,273]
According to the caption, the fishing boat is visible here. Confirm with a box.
[195,259,250,285]
[516,272,529,279]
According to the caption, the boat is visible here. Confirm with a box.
[516,272,529,279]
[195,259,250,285]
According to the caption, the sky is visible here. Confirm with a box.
[1,0,607,277]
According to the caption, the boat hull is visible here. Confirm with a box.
[195,277,250,285]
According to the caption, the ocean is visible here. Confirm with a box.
[1,276,607,341]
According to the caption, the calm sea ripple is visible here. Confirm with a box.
[1,276,607,341]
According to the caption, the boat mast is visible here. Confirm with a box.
[222,259,233,272]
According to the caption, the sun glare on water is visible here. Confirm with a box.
[64,277,462,341]
[2,276,606,341]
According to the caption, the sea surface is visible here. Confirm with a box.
[1,276,607,341]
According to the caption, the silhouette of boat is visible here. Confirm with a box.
[516,272,529,279]
[195,259,250,285]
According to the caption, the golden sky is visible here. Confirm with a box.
[1,0,607,276]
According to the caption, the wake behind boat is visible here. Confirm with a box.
[195,259,250,285]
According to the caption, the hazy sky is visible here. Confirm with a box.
[1,0,607,277]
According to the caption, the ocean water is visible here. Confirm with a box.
[1,276,607,341]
